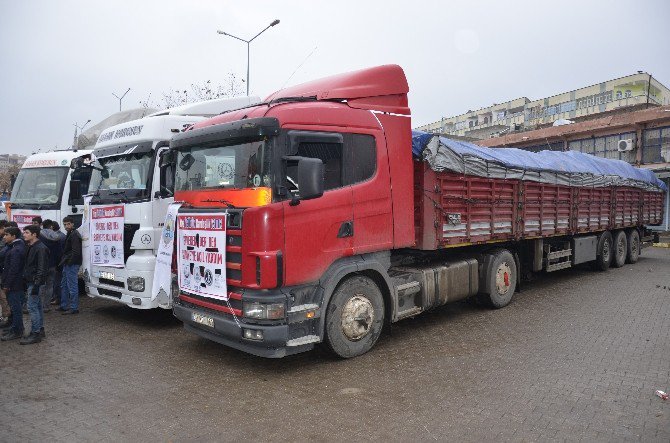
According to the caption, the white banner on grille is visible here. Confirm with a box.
[90,205,125,268]
[177,212,228,300]
[151,202,182,303]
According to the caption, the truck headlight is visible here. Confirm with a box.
[127,277,145,292]
[243,301,285,320]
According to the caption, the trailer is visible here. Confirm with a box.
[166,65,666,358]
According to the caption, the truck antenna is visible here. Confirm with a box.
[280,46,318,89]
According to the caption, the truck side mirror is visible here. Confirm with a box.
[70,179,82,201]
[296,157,324,203]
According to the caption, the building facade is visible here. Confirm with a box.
[476,106,670,231]
[417,72,670,141]
[0,154,26,169]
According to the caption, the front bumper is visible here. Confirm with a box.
[86,256,165,309]
[173,297,320,358]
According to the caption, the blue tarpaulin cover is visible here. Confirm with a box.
[412,131,667,192]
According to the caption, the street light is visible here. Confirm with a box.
[113,88,131,112]
[72,119,91,149]
[217,19,280,96]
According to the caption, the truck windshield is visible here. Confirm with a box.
[175,139,271,192]
[89,152,153,203]
[11,167,69,208]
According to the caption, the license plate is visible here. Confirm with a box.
[192,312,214,328]
[100,271,115,280]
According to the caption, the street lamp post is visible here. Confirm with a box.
[112,88,131,112]
[73,119,91,149]
[217,19,280,96]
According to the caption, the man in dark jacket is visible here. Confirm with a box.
[0,227,26,341]
[0,220,10,327]
[39,220,62,312]
[51,221,66,306]
[22,225,50,344]
[59,216,82,314]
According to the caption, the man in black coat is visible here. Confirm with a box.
[0,220,11,327]
[59,216,82,314]
[21,225,50,344]
[39,220,62,312]
[0,227,26,341]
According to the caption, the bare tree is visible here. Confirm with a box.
[140,74,245,110]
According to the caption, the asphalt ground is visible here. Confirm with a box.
[1,247,669,442]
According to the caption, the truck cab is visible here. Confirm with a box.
[83,97,259,309]
[10,150,94,230]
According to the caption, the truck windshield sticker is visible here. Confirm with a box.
[91,205,125,268]
[177,213,228,300]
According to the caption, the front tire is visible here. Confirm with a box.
[325,275,385,358]
[611,230,627,268]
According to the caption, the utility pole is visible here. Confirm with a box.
[113,88,131,111]
[217,19,280,96]
[73,119,91,150]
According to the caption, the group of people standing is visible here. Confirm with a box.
[0,216,83,344]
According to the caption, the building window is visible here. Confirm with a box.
[643,126,670,164]
[569,133,636,163]
[616,91,623,100]
[625,90,632,98]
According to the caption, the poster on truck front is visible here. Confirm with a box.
[177,213,228,300]
[90,205,124,268]
[12,213,40,229]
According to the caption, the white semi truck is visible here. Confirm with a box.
[10,150,94,230]
[80,97,259,309]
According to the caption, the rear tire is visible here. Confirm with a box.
[325,275,385,358]
[593,231,613,271]
[611,230,627,268]
[476,249,517,309]
[626,229,640,264]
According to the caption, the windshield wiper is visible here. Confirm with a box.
[201,199,236,208]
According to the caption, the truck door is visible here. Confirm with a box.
[282,131,353,285]
[349,132,393,253]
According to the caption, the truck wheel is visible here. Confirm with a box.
[593,231,613,271]
[477,249,517,309]
[611,231,627,268]
[325,275,385,358]
[626,229,640,264]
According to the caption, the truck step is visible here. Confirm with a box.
[286,335,320,347]
[546,261,572,272]
[546,249,572,260]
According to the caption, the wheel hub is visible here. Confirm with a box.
[495,263,512,295]
[341,294,374,341]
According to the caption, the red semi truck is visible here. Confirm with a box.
[166,65,665,358]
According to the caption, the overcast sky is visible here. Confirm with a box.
[2,0,669,155]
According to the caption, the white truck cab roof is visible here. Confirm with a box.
[94,96,261,152]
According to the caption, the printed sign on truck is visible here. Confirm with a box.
[177,213,228,300]
[90,205,124,268]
